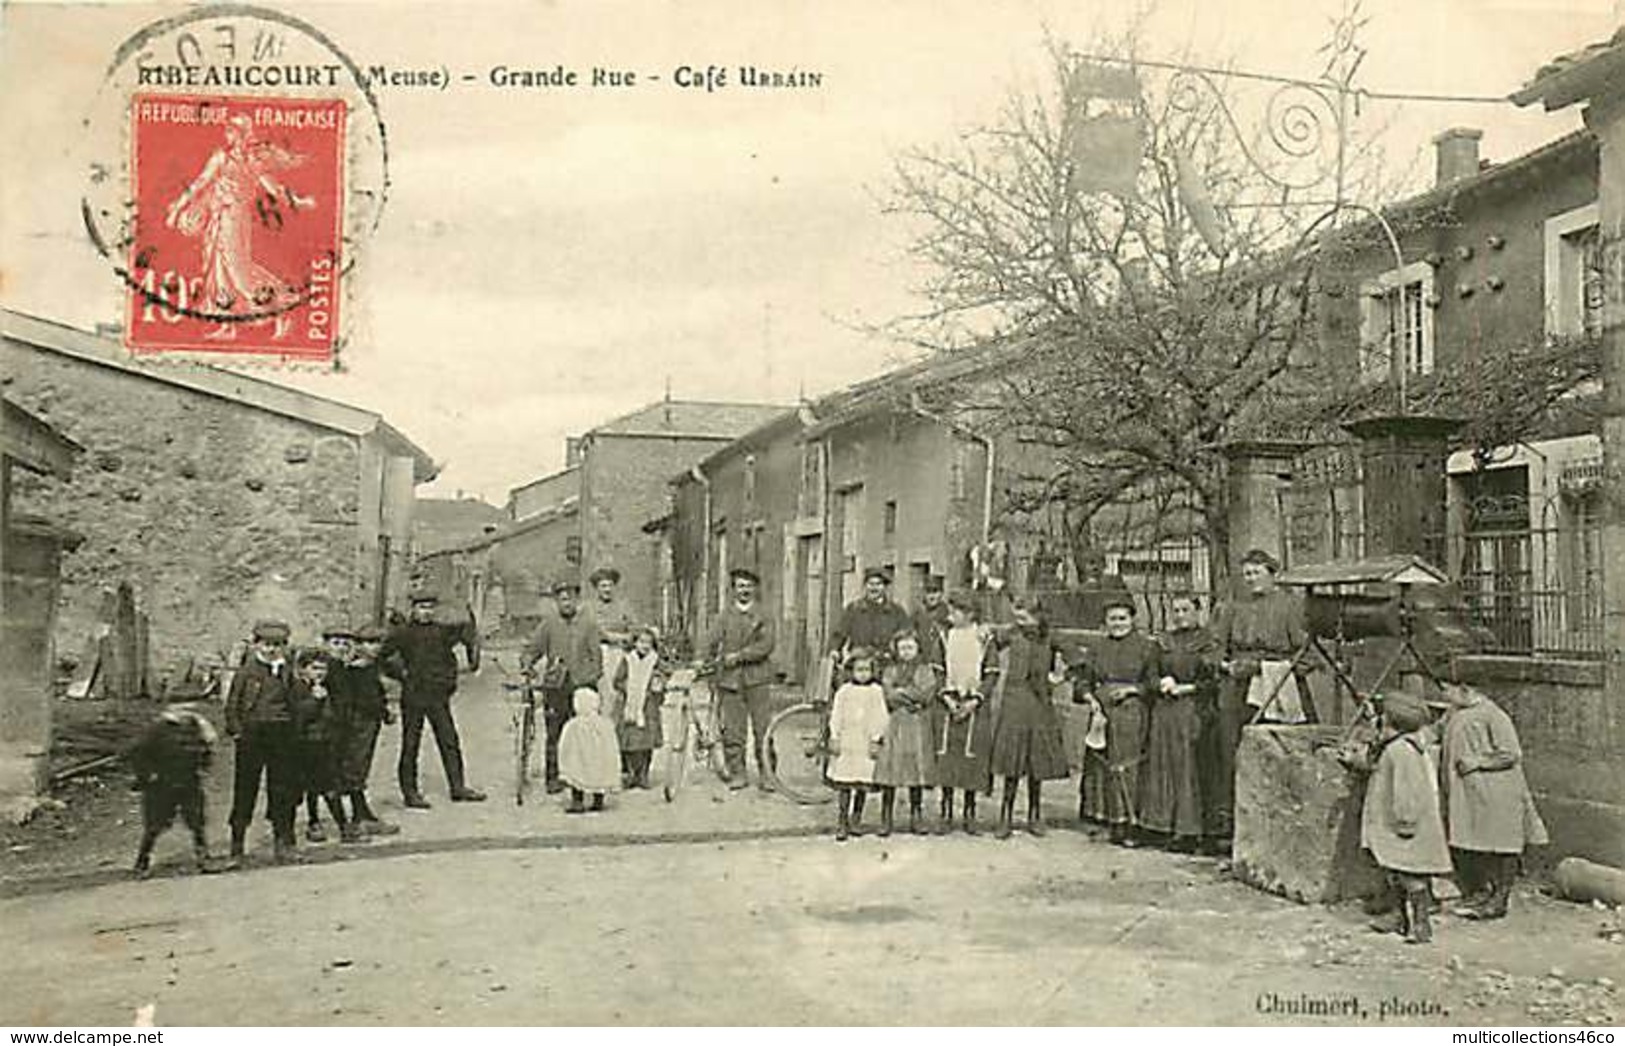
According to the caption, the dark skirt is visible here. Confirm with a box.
[1082,696,1146,825]
[1138,695,1203,837]
[618,699,664,753]
[989,688,1069,782]
[930,696,992,792]
[874,708,936,787]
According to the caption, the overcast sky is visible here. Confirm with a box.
[0,0,1615,502]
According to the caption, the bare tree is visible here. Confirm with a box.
[886,33,1351,584]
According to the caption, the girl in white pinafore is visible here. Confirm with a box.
[827,650,891,841]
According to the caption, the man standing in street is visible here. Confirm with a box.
[225,619,300,865]
[522,578,604,794]
[911,574,951,668]
[829,566,912,667]
[383,593,486,808]
[705,567,777,791]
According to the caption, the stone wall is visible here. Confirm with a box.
[3,342,370,676]
[581,435,729,627]
[1456,656,1623,868]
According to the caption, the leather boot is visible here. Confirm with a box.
[879,790,895,838]
[836,791,852,842]
[227,827,246,869]
[938,792,955,835]
[1463,858,1512,920]
[995,789,1015,840]
[1405,885,1433,944]
[1026,783,1046,837]
[850,790,867,836]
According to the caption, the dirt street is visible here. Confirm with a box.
[2,658,1620,1025]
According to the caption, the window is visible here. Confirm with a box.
[1360,261,1435,382]
[564,535,582,565]
[799,442,823,518]
[883,500,898,540]
[1545,203,1602,339]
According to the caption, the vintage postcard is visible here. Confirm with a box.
[2,0,1623,1031]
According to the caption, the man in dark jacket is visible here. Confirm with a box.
[911,574,951,668]
[383,593,485,808]
[225,619,300,864]
[704,567,777,790]
[521,578,603,793]
[829,566,911,665]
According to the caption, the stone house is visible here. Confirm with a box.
[494,399,786,631]
[2,397,81,806]
[416,497,581,639]
[1256,123,1618,864]
[412,494,506,560]
[1,309,436,675]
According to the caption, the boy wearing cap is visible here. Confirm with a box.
[522,578,604,794]
[703,567,777,790]
[337,622,399,834]
[1362,691,1452,944]
[225,620,301,865]
[300,625,355,842]
[383,593,486,808]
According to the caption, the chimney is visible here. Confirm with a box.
[1433,127,1483,188]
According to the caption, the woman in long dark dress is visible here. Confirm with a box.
[933,592,994,834]
[988,596,1070,839]
[1079,597,1161,846]
[1140,594,1218,852]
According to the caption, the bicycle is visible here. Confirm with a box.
[492,656,539,806]
[761,699,835,804]
[660,662,726,801]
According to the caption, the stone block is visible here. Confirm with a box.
[1232,724,1385,905]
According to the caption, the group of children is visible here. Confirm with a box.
[129,619,401,877]
[826,590,1068,840]
[1358,683,1548,944]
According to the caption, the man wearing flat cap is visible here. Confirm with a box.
[382,592,485,808]
[522,577,604,793]
[829,565,911,668]
[703,566,777,790]
[225,619,300,864]
[911,574,951,669]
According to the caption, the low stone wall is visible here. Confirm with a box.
[1455,656,1623,869]
[1232,724,1385,905]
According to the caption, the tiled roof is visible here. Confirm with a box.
[588,400,789,439]
[1512,28,1625,110]
[414,497,508,555]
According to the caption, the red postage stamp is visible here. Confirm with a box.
[125,94,345,360]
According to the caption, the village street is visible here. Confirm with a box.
[2,656,1620,1027]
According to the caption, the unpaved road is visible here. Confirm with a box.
[4,831,1619,1026]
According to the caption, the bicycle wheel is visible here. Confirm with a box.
[662,706,691,802]
[763,703,834,804]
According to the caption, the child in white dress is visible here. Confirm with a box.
[827,650,891,841]
[558,687,622,813]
